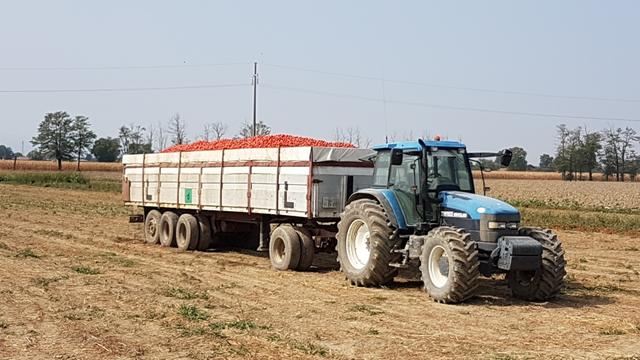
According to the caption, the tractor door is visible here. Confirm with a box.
[389,153,421,226]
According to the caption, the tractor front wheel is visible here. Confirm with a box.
[508,227,566,301]
[420,227,480,303]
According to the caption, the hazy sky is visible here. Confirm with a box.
[1,1,639,164]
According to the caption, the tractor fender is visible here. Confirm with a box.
[346,189,408,230]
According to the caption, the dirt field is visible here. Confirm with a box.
[0,185,639,359]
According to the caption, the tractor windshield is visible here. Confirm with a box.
[427,149,474,193]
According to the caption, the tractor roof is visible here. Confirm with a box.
[372,140,466,151]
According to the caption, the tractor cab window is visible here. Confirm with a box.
[427,149,473,193]
[390,153,421,225]
[372,151,391,187]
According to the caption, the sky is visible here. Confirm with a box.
[1,0,639,164]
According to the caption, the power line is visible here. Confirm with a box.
[0,83,249,94]
[262,63,640,104]
[0,62,251,71]
[261,83,640,123]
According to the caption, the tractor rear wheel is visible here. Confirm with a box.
[269,225,301,270]
[144,210,162,244]
[336,199,399,286]
[508,227,566,301]
[420,227,480,303]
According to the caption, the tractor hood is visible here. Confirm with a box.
[439,191,519,221]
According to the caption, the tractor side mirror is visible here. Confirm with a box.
[390,148,403,166]
[500,149,512,167]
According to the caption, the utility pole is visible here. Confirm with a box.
[252,62,258,137]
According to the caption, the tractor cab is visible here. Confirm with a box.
[371,139,490,230]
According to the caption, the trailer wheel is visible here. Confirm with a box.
[336,199,400,286]
[420,227,480,303]
[144,210,162,244]
[196,214,212,251]
[176,214,199,251]
[159,212,179,247]
[295,228,315,271]
[269,225,301,270]
[508,227,566,301]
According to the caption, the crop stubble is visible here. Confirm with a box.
[0,184,638,359]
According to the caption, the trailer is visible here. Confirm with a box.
[122,146,375,270]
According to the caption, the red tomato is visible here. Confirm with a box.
[161,134,356,153]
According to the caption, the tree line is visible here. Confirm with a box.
[542,124,639,181]
[10,111,272,170]
[5,112,639,180]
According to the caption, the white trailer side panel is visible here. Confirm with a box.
[122,147,373,219]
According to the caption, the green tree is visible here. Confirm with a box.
[238,120,271,138]
[27,149,45,160]
[553,124,571,179]
[31,111,75,170]
[0,145,14,160]
[579,131,601,181]
[71,116,96,170]
[507,147,527,171]
[539,154,554,171]
[92,137,121,162]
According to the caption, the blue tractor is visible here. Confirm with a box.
[336,139,566,303]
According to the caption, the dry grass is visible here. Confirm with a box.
[475,170,637,181]
[480,179,640,211]
[0,184,640,359]
[0,159,121,172]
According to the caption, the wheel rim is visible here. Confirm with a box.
[147,218,158,238]
[429,245,450,288]
[345,219,371,270]
[273,237,286,264]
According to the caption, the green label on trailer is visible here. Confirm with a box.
[185,188,193,204]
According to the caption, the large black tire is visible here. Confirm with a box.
[196,214,211,251]
[295,228,315,271]
[508,227,566,301]
[144,210,162,244]
[176,214,199,251]
[159,212,179,247]
[269,225,301,271]
[336,199,400,286]
[420,227,480,303]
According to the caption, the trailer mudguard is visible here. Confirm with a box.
[347,189,408,230]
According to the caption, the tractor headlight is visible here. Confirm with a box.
[488,222,519,230]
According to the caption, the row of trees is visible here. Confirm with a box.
[540,125,639,181]
[11,112,640,180]
[20,111,272,170]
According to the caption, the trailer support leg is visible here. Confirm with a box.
[257,219,269,252]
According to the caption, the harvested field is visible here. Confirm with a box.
[474,170,636,182]
[480,179,640,211]
[0,185,639,359]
